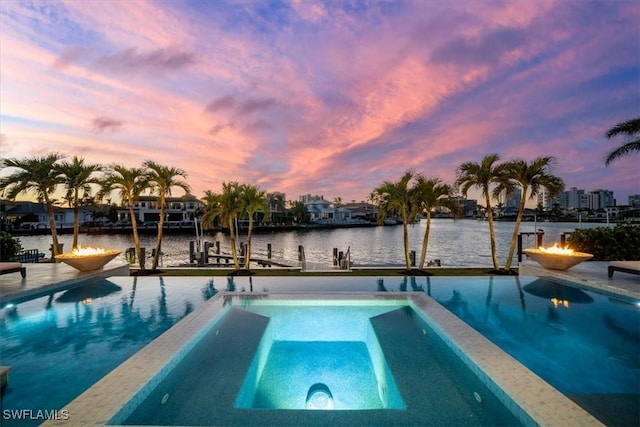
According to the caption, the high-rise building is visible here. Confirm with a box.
[588,189,615,210]
[536,188,553,210]
[505,189,521,209]
[628,194,640,207]
[554,187,616,210]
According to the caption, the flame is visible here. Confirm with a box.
[70,246,108,256]
[538,243,575,255]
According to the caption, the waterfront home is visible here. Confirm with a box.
[342,202,378,223]
[0,200,93,231]
[303,198,353,224]
[118,195,203,226]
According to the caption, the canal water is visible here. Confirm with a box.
[15,220,603,268]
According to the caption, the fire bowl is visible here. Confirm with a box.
[55,250,121,272]
[523,248,593,271]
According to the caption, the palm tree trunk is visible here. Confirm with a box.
[152,206,165,270]
[402,211,411,269]
[245,216,254,270]
[72,192,80,250]
[418,211,432,269]
[129,204,144,271]
[44,195,61,259]
[228,217,240,269]
[505,190,527,270]
[485,195,500,270]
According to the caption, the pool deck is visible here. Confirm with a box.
[0,261,130,305]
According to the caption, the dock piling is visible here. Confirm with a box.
[518,231,545,262]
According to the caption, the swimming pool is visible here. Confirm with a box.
[121,297,522,426]
[0,276,219,427]
[421,276,640,426]
[4,275,637,426]
[187,275,640,426]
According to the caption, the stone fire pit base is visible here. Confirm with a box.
[523,248,593,271]
[55,250,122,272]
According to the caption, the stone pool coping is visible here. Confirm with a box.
[43,291,603,427]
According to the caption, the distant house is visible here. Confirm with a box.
[117,195,203,225]
[302,198,353,224]
[0,200,93,230]
[342,202,378,222]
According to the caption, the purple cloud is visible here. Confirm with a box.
[205,95,238,113]
[53,45,195,75]
[52,46,90,70]
[205,95,277,116]
[431,26,528,68]
[91,116,123,133]
[94,46,196,73]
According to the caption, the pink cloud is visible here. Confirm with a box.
[1,0,638,204]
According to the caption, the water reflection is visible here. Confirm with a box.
[523,279,594,305]
[514,276,526,315]
[226,276,236,292]
[1,278,217,359]
[55,280,122,303]
[0,277,220,425]
[202,279,218,300]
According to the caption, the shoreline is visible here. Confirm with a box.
[4,217,632,237]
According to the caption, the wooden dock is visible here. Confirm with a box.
[186,253,298,268]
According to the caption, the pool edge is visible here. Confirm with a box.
[407,293,604,427]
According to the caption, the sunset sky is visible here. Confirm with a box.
[1,0,639,205]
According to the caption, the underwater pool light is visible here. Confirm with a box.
[306,383,334,410]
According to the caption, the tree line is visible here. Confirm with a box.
[0,116,636,273]
[0,152,564,274]
[372,154,564,274]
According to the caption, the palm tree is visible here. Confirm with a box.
[290,201,309,224]
[456,154,510,271]
[0,153,65,257]
[201,182,242,269]
[97,165,150,271]
[239,184,268,270]
[371,170,418,270]
[413,176,461,269]
[605,117,640,166]
[56,156,103,250]
[502,156,565,270]
[143,161,191,271]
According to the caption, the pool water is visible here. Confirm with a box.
[234,304,406,410]
[123,300,522,426]
[422,276,640,426]
[190,275,640,426]
[0,276,218,427]
[2,275,637,426]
